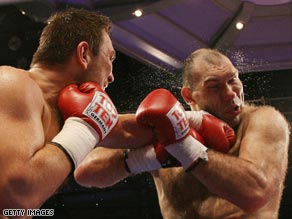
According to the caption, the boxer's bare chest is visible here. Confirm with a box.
[153,109,254,219]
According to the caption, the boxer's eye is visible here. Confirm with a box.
[109,51,116,62]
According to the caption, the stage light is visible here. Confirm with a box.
[133,9,143,17]
[235,22,244,30]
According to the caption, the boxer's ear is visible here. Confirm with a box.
[181,87,196,106]
[76,41,90,70]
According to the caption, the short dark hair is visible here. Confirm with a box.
[31,8,112,66]
[182,48,226,89]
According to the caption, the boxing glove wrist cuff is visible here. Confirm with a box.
[51,117,100,168]
[185,110,209,130]
[186,149,209,172]
[125,145,161,174]
[165,135,208,170]
[50,141,75,173]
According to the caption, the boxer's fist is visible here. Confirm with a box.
[52,82,118,168]
[186,111,235,153]
[136,89,208,170]
[58,82,118,140]
[136,88,190,145]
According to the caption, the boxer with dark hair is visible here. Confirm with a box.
[0,8,153,219]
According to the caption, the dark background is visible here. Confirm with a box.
[0,4,291,219]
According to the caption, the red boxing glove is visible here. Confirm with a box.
[136,88,190,145]
[58,82,118,140]
[136,89,208,170]
[52,82,118,168]
[185,111,235,153]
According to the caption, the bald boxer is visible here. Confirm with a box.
[75,48,290,219]
[0,8,153,219]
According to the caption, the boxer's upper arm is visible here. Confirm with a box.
[0,69,44,163]
[239,107,289,187]
[0,69,44,151]
[0,69,48,209]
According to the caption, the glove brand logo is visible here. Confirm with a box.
[83,91,118,138]
[167,101,189,140]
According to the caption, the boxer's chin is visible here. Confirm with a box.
[228,115,241,128]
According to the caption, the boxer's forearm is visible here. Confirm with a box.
[74,147,130,188]
[98,114,155,149]
[190,150,270,212]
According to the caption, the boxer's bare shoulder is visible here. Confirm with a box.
[0,66,44,108]
[235,104,290,159]
[0,65,46,135]
[240,104,289,130]
[0,65,31,81]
